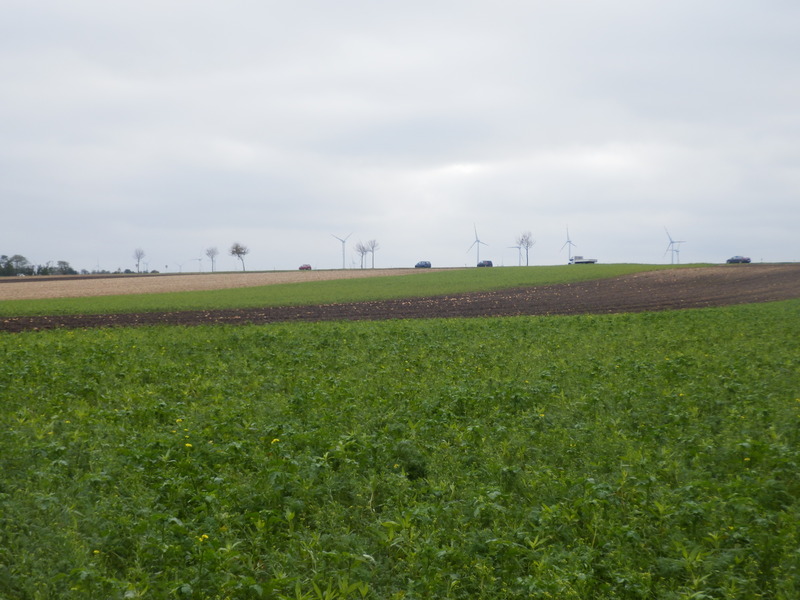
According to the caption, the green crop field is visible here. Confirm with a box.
[1,298,798,599]
[0,263,697,317]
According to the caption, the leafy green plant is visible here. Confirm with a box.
[0,299,797,598]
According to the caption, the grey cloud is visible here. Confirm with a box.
[1,1,798,272]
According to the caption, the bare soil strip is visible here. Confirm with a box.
[2,264,798,333]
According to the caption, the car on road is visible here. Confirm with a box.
[299,264,312,270]
[415,261,431,268]
[477,260,493,267]
[726,256,751,264]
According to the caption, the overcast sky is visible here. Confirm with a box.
[2,1,798,273]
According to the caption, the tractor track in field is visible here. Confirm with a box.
[1,264,799,332]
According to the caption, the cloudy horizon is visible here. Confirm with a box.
[2,1,798,273]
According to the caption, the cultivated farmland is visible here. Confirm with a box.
[1,263,799,331]
[1,265,798,599]
[0,268,431,301]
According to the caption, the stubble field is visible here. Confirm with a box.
[0,268,429,300]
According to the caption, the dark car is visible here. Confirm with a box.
[299,264,312,270]
[726,256,751,264]
[477,260,493,267]
[415,261,431,268]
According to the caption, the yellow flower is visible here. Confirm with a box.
[185,443,193,448]
[271,438,280,444]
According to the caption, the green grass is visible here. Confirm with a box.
[0,264,701,317]
[1,299,798,598]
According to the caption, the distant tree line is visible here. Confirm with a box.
[0,254,78,277]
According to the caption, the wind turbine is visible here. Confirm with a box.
[508,245,522,266]
[332,233,352,269]
[468,224,488,264]
[561,227,576,262]
[664,228,685,264]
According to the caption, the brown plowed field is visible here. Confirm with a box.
[2,264,799,333]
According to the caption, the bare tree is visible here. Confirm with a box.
[229,242,249,271]
[354,241,369,269]
[367,239,380,268]
[516,232,535,266]
[205,247,219,272]
[133,248,145,273]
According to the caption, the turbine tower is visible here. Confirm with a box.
[561,227,576,262]
[664,228,685,264]
[332,233,352,269]
[468,224,488,264]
